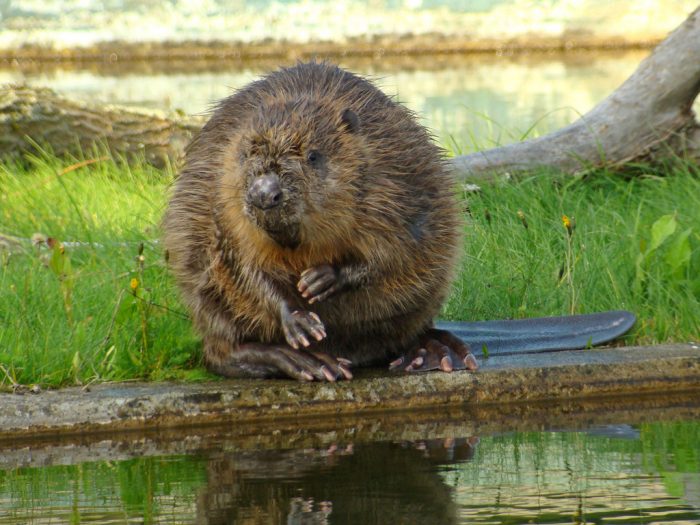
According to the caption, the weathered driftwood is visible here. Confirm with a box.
[452,7,700,179]
[0,84,201,167]
[1,8,698,176]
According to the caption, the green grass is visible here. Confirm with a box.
[1,153,698,388]
[443,162,700,343]
[0,153,204,388]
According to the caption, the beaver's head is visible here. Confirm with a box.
[222,98,365,250]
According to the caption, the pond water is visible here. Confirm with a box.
[1,414,699,524]
[5,49,687,151]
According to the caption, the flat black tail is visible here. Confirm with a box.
[435,310,636,356]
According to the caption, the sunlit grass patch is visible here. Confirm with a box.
[0,153,204,388]
[443,161,700,344]
[0,151,698,388]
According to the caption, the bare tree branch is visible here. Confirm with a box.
[451,7,700,180]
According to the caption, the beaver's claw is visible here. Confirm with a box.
[298,264,344,303]
[389,328,478,373]
[281,308,326,349]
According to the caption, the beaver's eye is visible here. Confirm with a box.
[306,150,322,166]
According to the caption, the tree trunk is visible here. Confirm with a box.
[0,85,201,168]
[451,7,700,180]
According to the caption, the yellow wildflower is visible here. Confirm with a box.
[130,277,139,290]
[517,210,528,229]
[562,214,574,236]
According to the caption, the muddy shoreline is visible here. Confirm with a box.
[0,35,658,72]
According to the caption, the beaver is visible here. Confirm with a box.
[163,61,478,381]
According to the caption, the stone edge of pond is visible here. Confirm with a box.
[1,343,699,439]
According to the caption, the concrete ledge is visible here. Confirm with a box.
[1,343,699,439]
[3,392,700,470]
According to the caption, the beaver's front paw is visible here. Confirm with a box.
[281,307,326,349]
[297,264,344,304]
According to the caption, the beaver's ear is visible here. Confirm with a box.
[340,109,360,133]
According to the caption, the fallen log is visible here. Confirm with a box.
[0,84,201,168]
[452,6,700,179]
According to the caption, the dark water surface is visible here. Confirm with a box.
[1,405,699,524]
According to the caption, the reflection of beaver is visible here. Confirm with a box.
[196,440,478,524]
[163,61,477,381]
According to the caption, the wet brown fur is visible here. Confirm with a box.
[162,62,462,376]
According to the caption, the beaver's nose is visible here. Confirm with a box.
[248,174,283,210]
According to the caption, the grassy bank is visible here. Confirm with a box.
[1,154,698,388]
[0,154,203,388]
[444,162,700,341]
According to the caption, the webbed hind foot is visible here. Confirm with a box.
[389,328,478,373]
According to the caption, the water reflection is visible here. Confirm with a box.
[199,438,477,524]
[0,51,665,150]
[1,422,699,524]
